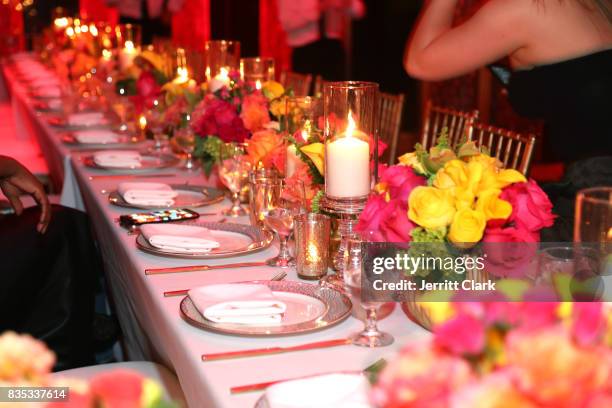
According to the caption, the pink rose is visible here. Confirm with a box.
[191,98,249,142]
[450,370,538,408]
[240,93,271,132]
[371,343,474,408]
[379,199,417,242]
[379,165,426,201]
[501,180,556,232]
[482,226,539,278]
[434,313,486,356]
[355,194,387,242]
[90,370,144,408]
[572,302,606,346]
[163,96,188,126]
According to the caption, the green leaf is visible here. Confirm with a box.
[364,358,387,385]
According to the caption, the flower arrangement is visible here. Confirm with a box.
[371,302,612,408]
[357,133,555,246]
[0,331,178,408]
[190,72,289,174]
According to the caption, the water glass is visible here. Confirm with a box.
[218,142,252,217]
[174,128,198,170]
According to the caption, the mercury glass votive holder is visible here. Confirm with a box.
[294,213,331,280]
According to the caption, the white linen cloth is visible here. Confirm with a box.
[33,86,61,98]
[140,224,220,253]
[68,112,106,127]
[188,284,287,325]
[118,182,178,206]
[265,373,371,408]
[74,130,120,144]
[93,151,142,168]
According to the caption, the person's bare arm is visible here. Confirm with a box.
[404,0,529,80]
[0,156,50,233]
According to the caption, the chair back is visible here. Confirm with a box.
[378,92,405,165]
[467,123,537,175]
[421,100,479,150]
[279,71,313,96]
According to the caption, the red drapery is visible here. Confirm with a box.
[0,3,25,56]
[259,0,291,75]
[79,0,209,49]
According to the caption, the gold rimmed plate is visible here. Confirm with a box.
[109,184,225,209]
[180,280,352,337]
[82,153,180,173]
[135,221,273,259]
[61,132,142,149]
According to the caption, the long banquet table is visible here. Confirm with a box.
[1,57,427,408]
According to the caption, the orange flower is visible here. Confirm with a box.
[240,94,270,132]
[246,130,284,169]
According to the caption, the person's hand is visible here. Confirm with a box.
[0,156,51,233]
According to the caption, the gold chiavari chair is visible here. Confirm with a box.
[378,92,405,165]
[420,100,479,150]
[279,71,313,96]
[466,123,537,175]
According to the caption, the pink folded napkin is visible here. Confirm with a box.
[188,284,286,325]
[93,151,142,168]
[140,223,220,253]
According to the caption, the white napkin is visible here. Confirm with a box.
[74,130,120,144]
[141,223,220,253]
[34,86,61,98]
[188,284,287,325]
[68,112,106,127]
[117,182,178,206]
[93,151,142,168]
[265,374,371,408]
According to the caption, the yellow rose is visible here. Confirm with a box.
[448,208,486,245]
[476,189,512,221]
[262,81,285,100]
[468,153,501,171]
[454,185,476,210]
[433,160,468,190]
[495,169,527,189]
[300,143,325,175]
[398,151,426,174]
[408,186,456,229]
[269,97,287,117]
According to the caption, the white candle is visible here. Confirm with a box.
[286,145,301,177]
[325,112,370,198]
[208,67,231,93]
[119,41,137,70]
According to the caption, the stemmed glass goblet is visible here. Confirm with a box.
[344,239,394,347]
[218,142,252,217]
[174,128,198,170]
[262,179,305,268]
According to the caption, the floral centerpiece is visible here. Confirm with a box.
[0,331,178,408]
[190,72,288,175]
[357,133,555,246]
[371,302,612,407]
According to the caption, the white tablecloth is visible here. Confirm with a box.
[1,57,428,408]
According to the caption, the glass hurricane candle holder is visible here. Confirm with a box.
[204,40,241,82]
[322,81,379,271]
[284,96,322,177]
[116,24,142,48]
[240,57,275,89]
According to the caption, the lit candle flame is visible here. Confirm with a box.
[255,80,262,90]
[306,242,320,264]
[218,67,229,80]
[176,66,189,82]
[102,49,112,60]
[139,115,147,130]
[124,40,135,52]
[54,17,69,28]
[89,24,98,37]
[345,110,356,138]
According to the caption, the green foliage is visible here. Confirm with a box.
[151,68,169,86]
[287,136,324,185]
[410,227,447,243]
[194,136,223,176]
[311,190,324,213]
[364,358,388,385]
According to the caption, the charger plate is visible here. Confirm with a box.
[135,221,273,259]
[180,280,352,337]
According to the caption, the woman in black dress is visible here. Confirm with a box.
[404,0,612,240]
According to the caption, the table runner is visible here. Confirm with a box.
[1,57,427,408]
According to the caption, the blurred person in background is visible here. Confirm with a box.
[0,155,99,370]
[278,0,366,81]
[404,0,612,240]
[105,0,186,44]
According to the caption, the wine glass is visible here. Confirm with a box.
[218,142,252,217]
[248,168,281,228]
[262,179,305,268]
[174,128,198,170]
[344,239,394,347]
[146,106,168,154]
[111,94,134,133]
